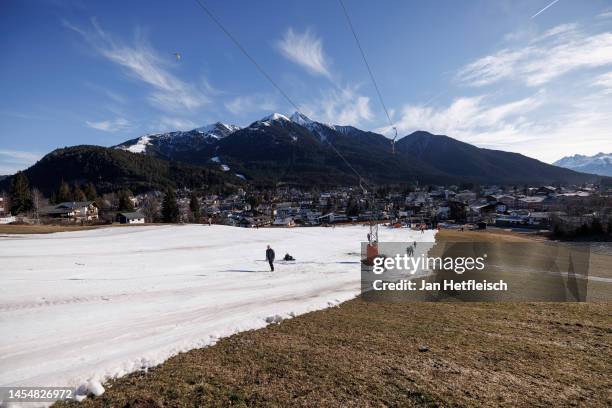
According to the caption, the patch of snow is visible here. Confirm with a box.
[117,136,151,154]
[289,112,334,142]
[220,164,230,171]
[210,156,221,163]
[261,112,289,122]
[0,225,436,404]
[235,173,246,180]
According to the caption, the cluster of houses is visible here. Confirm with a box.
[154,184,609,231]
[2,184,608,232]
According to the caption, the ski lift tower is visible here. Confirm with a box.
[362,181,379,260]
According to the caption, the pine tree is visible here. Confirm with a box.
[9,171,32,214]
[161,189,179,223]
[189,192,201,223]
[83,183,98,201]
[56,181,72,203]
[117,190,135,212]
[72,184,86,201]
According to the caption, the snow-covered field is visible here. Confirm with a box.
[0,225,435,399]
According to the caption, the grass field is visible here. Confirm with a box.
[55,300,611,407]
[51,227,611,407]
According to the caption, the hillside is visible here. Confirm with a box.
[0,145,243,195]
[395,131,598,185]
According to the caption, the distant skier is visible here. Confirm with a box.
[283,253,295,261]
[266,245,275,271]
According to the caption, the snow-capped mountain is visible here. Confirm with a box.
[553,153,612,177]
[289,112,335,141]
[92,111,608,188]
[115,122,240,154]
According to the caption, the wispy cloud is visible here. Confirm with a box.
[457,23,612,87]
[0,150,42,175]
[85,117,131,132]
[592,71,612,94]
[276,28,331,78]
[151,117,198,132]
[301,85,372,126]
[64,18,209,112]
[597,10,612,19]
[84,82,127,104]
[225,94,278,116]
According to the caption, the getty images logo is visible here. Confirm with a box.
[372,254,488,275]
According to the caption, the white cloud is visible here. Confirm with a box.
[64,19,209,112]
[457,24,612,87]
[301,85,373,126]
[592,71,612,94]
[85,117,131,132]
[0,150,42,175]
[276,28,331,78]
[598,10,612,19]
[225,94,278,115]
[151,117,198,132]
[386,87,612,163]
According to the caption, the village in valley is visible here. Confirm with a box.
[2,175,610,238]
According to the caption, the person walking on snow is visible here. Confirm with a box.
[266,245,275,271]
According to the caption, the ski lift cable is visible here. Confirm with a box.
[192,0,300,113]
[191,0,370,191]
[338,0,398,148]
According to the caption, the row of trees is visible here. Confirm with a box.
[3,172,203,225]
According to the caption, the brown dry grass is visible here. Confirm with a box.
[54,300,611,408]
[0,224,104,234]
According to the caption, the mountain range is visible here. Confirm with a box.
[1,112,607,194]
[554,153,612,177]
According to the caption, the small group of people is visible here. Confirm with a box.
[406,241,418,256]
[265,245,295,271]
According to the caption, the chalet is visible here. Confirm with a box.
[40,201,99,222]
[0,196,5,216]
[117,212,145,224]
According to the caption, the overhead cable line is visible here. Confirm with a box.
[338,0,398,152]
[191,0,369,189]
[192,0,300,113]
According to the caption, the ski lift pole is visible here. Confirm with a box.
[391,126,398,154]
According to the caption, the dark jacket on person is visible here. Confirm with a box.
[266,248,275,262]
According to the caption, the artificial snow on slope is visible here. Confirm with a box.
[0,225,435,403]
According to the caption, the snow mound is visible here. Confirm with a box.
[75,379,105,401]
[265,314,285,324]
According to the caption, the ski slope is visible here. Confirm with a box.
[0,225,436,398]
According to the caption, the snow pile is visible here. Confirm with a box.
[0,225,436,404]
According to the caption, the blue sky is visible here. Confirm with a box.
[1,0,611,174]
